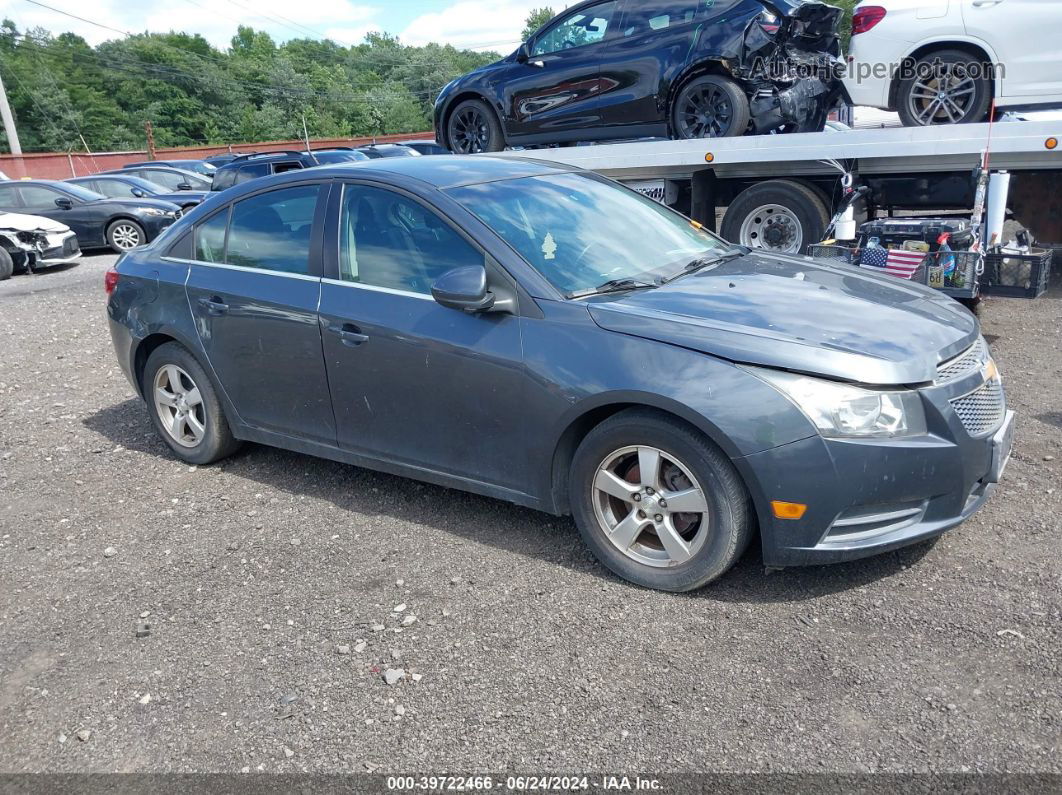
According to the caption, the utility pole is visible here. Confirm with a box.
[0,70,22,156]
[144,120,156,161]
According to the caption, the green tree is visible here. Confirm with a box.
[521,7,556,41]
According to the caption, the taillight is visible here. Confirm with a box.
[104,267,119,296]
[852,6,886,35]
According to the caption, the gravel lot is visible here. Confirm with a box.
[0,254,1059,774]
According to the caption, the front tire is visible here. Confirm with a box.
[569,410,753,592]
[107,219,146,253]
[720,179,830,254]
[896,49,992,127]
[446,99,504,153]
[671,75,751,139]
[142,342,241,465]
[0,248,12,281]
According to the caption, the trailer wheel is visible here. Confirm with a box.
[720,180,830,254]
[0,248,12,281]
[672,75,751,139]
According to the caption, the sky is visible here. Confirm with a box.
[0,0,555,52]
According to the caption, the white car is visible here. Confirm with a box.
[843,0,1062,126]
[0,212,81,280]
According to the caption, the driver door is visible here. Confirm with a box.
[503,0,620,141]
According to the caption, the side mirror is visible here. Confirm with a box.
[177,183,192,191]
[516,42,531,63]
[54,197,73,210]
[131,188,146,198]
[432,265,495,313]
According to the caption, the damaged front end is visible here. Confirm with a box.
[0,213,81,273]
[736,0,847,134]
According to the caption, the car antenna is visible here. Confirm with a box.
[302,114,319,166]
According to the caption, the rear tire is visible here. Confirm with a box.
[0,248,12,280]
[720,179,830,254]
[896,49,992,127]
[671,75,751,139]
[142,342,241,465]
[446,99,504,153]
[569,409,753,592]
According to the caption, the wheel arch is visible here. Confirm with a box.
[664,59,735,132]
[889,38,999,110]
[548,394,744,515]
[439,91,506,148]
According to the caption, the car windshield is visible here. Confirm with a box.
[448,172,727,295]
[62,183,107,201]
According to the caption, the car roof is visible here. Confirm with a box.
[0,179,71,188]
[319,154,577,189]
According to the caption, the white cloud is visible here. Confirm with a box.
[399,0,548,51]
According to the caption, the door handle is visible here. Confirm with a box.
[972,0,1001,6]
[529,59,546,68]
[197,296,229,315]
[331,322,369,347]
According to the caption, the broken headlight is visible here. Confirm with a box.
[15,231,47,249]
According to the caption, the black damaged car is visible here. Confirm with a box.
[435,0,846,152]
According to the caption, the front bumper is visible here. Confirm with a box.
[37,231,81,267]
[736,372,1013,567]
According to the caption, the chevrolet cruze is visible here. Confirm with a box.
[105,156,1014,591]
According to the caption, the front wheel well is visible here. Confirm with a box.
[888,42,996,110]
[550,403,729,515]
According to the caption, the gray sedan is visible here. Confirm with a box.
[104,156,1013,591]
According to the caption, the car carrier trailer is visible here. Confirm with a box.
[502,120,1062,256]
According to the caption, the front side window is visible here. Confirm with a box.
[623,0,708,35]
[338,185,484,295]
[95,180,132,198]
[448,172,726,295]
[532,1,617,56]
[18,186,63,211]
[140,170,183,190]
[225,185,321,274]
[234,164,270,185]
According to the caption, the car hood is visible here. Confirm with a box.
[0,211,71,233]
[99,197,182,212]
[585,253,979,386]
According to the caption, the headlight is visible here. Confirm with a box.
[141,208,175,217]
[749,367,927,438]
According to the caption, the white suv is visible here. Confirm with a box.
[843,0,1062,126]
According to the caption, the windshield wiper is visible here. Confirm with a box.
[660,249,746,284]
[568,278,659,299]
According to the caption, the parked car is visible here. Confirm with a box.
[105,156,1012,592]
[434,0,845,152]
[123,159,217,177]
[68,174,207,210]
[356,144,421,159]
[398,140,450,156]
[113,166,212,193]
[845,1,1062,126]
[210,149,370,191]
[0,211,80,280]
[0,180,180,252]
[204,153,240,167]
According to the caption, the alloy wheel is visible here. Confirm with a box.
[111,223,142,250]
[591,445,711,568]
[153,364,206,448]
[907,63,978,125]
[738,203,803,253]
[677,84,733,138]
[449,107,491,153]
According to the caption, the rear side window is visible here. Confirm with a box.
[195,208,229,263]
[272,161,304,175]
[225,185,321,274]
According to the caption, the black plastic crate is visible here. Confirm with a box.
[979,249,1053,299]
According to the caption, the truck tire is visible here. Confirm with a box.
[672,75,751,139]
[0,248,12,281]
[720,180,830,254]
[896,49,992,127]
[446,99,505,154]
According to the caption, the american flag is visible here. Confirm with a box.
[859,247,926,280]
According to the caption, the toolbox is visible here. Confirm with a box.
[857,218,976,252]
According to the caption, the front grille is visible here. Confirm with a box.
[951,378,1005,436]
[937,337,988,385]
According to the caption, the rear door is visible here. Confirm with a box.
[183,182,336,443]
[961,0,1062,98]
[503,0,621,140]
[597,0,714,132]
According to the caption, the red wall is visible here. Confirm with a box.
[0,132,433,180]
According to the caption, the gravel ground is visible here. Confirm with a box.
[0,254,1059,774]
